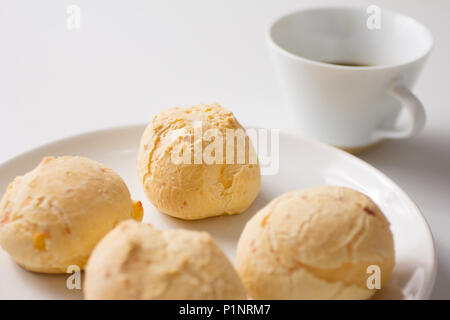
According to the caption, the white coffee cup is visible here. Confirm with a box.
[267,6,433,150]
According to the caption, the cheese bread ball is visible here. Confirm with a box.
[0,156,143,273]
[138,103,260,220]
[84,220,247,299]
[236,186,395,300]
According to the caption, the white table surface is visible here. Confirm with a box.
[0,0,449,299]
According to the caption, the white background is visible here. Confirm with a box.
[0,0,449,299]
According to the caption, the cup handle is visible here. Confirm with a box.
[372,81,426,140]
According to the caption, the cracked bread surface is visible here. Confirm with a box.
[236,186,395,299]
[84,220,247,299]
[0,156,142,273]
[137,103,261,220]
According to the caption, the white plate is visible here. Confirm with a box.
[0,125,436,300]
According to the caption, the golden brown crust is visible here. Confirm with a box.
[236,186,395,300]
[0,156,142,273]
[84,220,247,300]
[137,103,261,220]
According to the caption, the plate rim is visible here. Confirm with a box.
[0,123,437,300]
[281,128,437,300]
